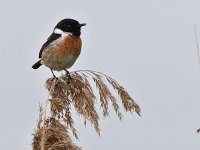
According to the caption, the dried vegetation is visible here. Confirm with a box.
[32,70,141,150]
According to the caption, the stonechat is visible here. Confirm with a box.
[32,18,86,77]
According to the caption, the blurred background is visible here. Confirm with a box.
[0,0,199,149]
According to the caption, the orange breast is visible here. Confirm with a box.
[42,35,82,71]
[60,35,82,57]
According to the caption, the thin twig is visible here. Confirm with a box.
[194,24,200,133]
[194,24,200,68]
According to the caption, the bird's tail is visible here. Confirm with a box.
[32,60,42,69]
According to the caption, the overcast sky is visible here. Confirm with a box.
[0,0,200,149]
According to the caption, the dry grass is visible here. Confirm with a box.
[32,70,141,149]
[32,107,81,150]
[46,70,140,137]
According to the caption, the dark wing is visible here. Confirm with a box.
[39,33,61,58]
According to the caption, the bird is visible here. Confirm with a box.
[32,18,86,78]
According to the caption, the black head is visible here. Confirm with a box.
[54,18,86,36]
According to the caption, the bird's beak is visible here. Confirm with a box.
[77,23,86,28]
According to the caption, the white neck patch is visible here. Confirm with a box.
[54,28,72,36]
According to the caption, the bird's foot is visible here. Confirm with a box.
[53,75,58,79]
[64,69,72,82]
[50,69,58,81]
[51,75,58,81]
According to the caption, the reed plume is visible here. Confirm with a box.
[32,70,141,149]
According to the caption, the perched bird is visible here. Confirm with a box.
[32,18,86,77]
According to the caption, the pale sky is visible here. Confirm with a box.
[0,0,200,149]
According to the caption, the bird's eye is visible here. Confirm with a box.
[67,25,71,27]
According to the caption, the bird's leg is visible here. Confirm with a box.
[64,69,70,76]
[50,69,57,79]
[64,69,71,80]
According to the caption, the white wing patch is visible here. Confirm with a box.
[44,28,72,51]
[42,28,74,58]
[54,28,64,34]
[54,28,73,36]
